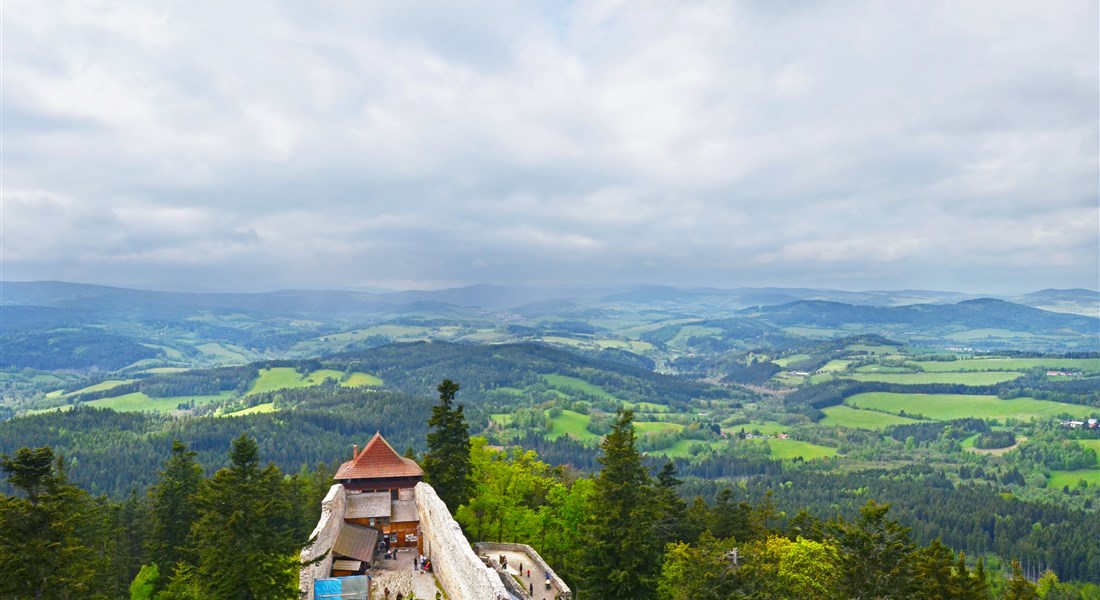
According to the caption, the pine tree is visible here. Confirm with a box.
[150,440,203,578]
[1005,559,1040,600]
[423,379,473,510]
[0,446,111,599]
[184,434,300,599]
[579,409,660,599]
[653,461,687,547]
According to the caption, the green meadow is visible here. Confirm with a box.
[542,374,619,401]
[846,392,1094,421]
[1047,469,1099,490]
[246,367,381,395]
[85,391,234,413]
[545,409,600,442]
[759,438,838,461]
[846,372,1023,386]
[909,357,1100,372]
[223,402,277,417]
[819,405,922,430]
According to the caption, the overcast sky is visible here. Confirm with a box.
[3,1,1098,294]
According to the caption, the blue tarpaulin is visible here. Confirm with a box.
[314,575,369,599]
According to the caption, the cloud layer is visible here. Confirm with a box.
[5,1,1098,293]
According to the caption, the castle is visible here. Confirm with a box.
[300,433,570,600]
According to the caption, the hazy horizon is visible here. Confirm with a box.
[4,1,1098,295]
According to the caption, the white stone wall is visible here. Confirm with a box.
[415,482,510,600]
[299,484,348,600]
[474,542,572,600]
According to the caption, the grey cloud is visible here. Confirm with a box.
[3,0,1097,294]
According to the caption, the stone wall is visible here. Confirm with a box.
[415,482,510,600]
[474,542,572,600]
[299,484,348,600]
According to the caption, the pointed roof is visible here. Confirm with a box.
[335,432,424,481]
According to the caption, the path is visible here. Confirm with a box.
[370,547,444,600]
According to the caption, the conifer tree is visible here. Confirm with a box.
[423,379,473,510]
[579,409,659,599]
[653,461,687,546]
[150,440,203,578]
[184,434,300,599]
[0,446,110,599]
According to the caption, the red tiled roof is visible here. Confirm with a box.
[335,432,424,481]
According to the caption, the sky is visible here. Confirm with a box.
[3,1,1098,294]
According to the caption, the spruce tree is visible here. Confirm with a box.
[184,434,300,599]
[579,409,659,599]
[423,379,473,510]
[150,440,203,578]
[0,447,110,599]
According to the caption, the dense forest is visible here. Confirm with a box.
[5,400,1096,599]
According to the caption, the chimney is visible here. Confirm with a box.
[353,444,359,459]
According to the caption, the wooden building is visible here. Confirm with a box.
[335,432,424,548]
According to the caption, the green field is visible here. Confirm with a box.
[1047,469,1099,490]
[634,421,684,435]
[246,367,381,395]
[343,372,383,387]
[624,401,670,413]
[846,372,1023,385]
[223,402,277,417]
[47,379,134,398]
[195,342,251,363]
[774,354,811,367]
[846,392,1094,421]
[542,375,619,401]
[755,438,838,461]
[847,344,898,355]
[649,439,724,458]
[819,405,923,430]
[910,358,1100,372]
[545,410,600,442]
[85,391,233,413]
[724,422,790,436]
[819,359,855,373]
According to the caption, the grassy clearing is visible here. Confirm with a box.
[343,372,383,387]
[490,413,513,426]
[724,422,790,436]
[247,367,380,395]
[783,327,845,338]
[945,329,1035,341]
[545,410,599,443]
[624,401,670,413]
[649,439,724,458]
[64,380,135,397]
[820,405,922,430]
[845,372,1023,386]
[756,438,838,461]
[774,354,811,367]
[542,374,619,401]
[1047,469,1100,490]
[195,342,250,363]
[247,368,307,395]
[847,344,898,354]
[960,433,1024,455]
[911,357,1100,372]
[223,403,276,417]
[135,367,189,374]
[846,392,1094,421]
[634,421,684,435]
[819,359,854,373]
[84,391,233,413]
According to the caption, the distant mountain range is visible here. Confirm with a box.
[3,280,1097,315]
[0,281,1096,374]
